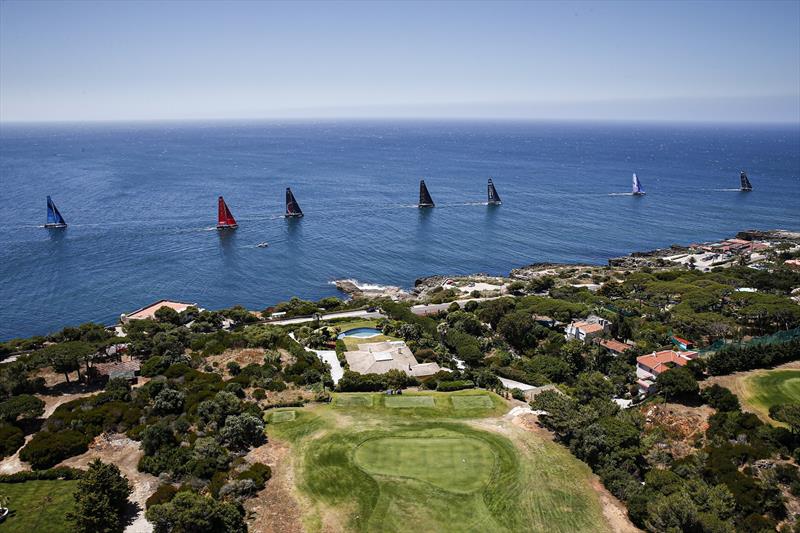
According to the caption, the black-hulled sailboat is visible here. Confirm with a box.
[285,187,303,217]
[740,171,753,192]
[216,196,238,229]
[418,180,435,208]
[487,178,501,205]
[45,196,67,228]
[632,173,645,196]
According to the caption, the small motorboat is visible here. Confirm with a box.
[256,242,269,248]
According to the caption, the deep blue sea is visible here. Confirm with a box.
[1,120,799,340]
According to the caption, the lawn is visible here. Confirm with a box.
[742,369,800,425]
[269,393,611,533]
[0,479,78,533]
[270,410,297,423]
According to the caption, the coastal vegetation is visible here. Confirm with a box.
[0,240,798,532]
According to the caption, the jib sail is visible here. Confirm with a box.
[217,196,238,228]
[45,196,67,227]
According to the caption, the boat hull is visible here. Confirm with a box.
[632,192,646,196]
[740,188,752,192]
[44,223,67,228]
[285,213,303,218]
[216,224,238,230]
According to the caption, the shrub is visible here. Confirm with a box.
[226,361,241,376]
[141,356,166,377]
[510,388,526,401]
[236,462,271,490]
[436,380,475,392]
[146,490,247,533]
[146,484,178,509]
[701,384,741,412]
[0,394,45,422]
[0,423,24,458]
[0,466,84,482]
[19,429,91,470]
[252,388,266,401]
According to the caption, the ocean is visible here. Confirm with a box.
[1,120,798,340]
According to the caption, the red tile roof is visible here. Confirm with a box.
[599,339,632,353]
[636,350,698,375]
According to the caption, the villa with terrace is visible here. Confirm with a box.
[636,349,699,395]
[344,340,442,378]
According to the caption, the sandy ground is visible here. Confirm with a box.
[704,360,800,424]
[59,433,158,533]
[244,439,304,533]
[204,348,267,378]
[641,402,714,459]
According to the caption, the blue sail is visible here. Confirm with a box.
[46,196,67,226]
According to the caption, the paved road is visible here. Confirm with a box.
[410,296,504,316]
[270,309,384,325]
[311,349,344,385]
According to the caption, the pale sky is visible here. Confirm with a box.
[1,0,799,122]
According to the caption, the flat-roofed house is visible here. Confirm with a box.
[345,340,442,378]
[565,316,611,343]
[121,300,199,323]
[636,349,698,395]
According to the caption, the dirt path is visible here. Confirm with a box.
[59,433,158,533]
[244,439,304,533]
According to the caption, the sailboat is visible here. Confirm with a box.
[632,173,645,196]
[45,196,67,228]
[216,196,238,229]
[418,180,435,208]
[285,187,303,217]
[487,178,502,205]
[740,171,753,192]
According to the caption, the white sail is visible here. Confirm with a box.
[632,173,644,194]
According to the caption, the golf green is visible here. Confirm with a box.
[354,436,495,493]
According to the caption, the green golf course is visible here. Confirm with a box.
[743,369,800,424]
[266,391,612,533]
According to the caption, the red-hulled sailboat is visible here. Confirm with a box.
[217,196,238,229]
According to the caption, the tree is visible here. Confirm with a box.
[220,413,265,450]
[0,394,44,422]
[146,491,246,533]
[67,459,132,533]
[574,371,615,403]
[153,388,185,414]
[497,311,538,352]
[656,366,699,402]
[701,385,740,412]
[154,306,181,325]
[769,403,800,434]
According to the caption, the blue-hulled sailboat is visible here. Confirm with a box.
[632,173,645,196]
[45,196,67,228]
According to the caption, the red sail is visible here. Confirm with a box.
[217,196,237,228]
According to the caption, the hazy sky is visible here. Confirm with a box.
[1,0,799,122]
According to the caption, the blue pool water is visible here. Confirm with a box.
[1,120,799,340]
[338,327,383,339]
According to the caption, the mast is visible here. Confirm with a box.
[487,178,501,205]
[285,187,303,217]
[216,196,238,229]
[418,180,435,208]
[740,171,752,191]
[45,196,67,228]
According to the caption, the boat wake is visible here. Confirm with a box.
[710,188,742,192]
[608,192,635,196]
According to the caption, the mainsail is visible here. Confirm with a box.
[740,171,753,191]
[45,196,67,227]
[418,180,435,208]
[217,196,238,228]
[285,187,303,217]
[632,173,645,195]
[487,178,501,205]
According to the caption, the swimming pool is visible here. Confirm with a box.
[338,327,382,339]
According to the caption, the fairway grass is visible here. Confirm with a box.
[743,369,800,425]
[269,392,612,533]
[451,395,494,410]
[0,480,78,533]
[384,396,435,408]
